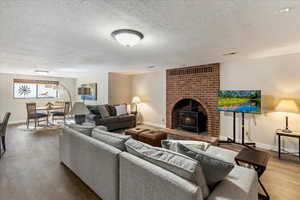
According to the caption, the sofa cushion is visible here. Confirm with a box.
[178,143,234,187]
[205,145,238,164]
[106,105,117,116]
[86,105,100,115]
[125,139,210,198]
[118,114,134,122]
[161,139,210,152]
[207,166,258,200]
[115,104,128,116]
[93,125,108,132]
[99,105,110,118]
[67,123,95,136]
[92,129,131,151]
[100,116,120,124]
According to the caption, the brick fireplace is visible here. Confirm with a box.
[166,63,220,137]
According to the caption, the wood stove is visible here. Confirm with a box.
[172,99,207,134]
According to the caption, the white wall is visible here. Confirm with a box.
[130,53,300,153]
[0,73,76,123]
[220,53,300,152]
[76,73,109,105]
[131,71,166,127]
[108,72,132,105]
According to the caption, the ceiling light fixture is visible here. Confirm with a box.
[111,29,144,47]
[34,70,49,75]
[279,7,292,13]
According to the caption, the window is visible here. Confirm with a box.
[13,79,58,99]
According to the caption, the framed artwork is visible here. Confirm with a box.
[80,83,97,101]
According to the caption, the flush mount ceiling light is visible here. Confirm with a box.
[223,52,237,56]
[279,7,292,13]
[111,29,144,47]
[34,69,49,75]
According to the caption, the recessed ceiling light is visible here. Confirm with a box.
[34,70,49,75]
[147,66,155,69]
[223,52,237,56]
[279,7,292,13]
[111,29,144,47]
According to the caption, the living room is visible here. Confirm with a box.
[1,1,300,200]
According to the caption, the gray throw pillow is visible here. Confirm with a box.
[67,124,94,136]
[177,143,234,187]
[161,139,210,152]
[99,105,110,118]
[92,129,131,151]
[125,139,210,198]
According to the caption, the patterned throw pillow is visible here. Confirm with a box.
[115,104,128,116]
[98,105,110,118]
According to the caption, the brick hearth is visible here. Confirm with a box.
[166,63,220,137]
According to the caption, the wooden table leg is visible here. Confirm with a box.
[299,137,300,159]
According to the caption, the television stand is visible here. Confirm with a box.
[219,112,256,147]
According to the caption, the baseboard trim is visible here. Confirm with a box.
[8,120,26,125]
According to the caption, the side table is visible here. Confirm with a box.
[276,130,300,159]
[235,148,271,200]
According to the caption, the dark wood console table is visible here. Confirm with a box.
[276,130,300,159]
[235,148,271,200]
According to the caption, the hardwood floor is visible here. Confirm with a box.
[1,125,299,200]
[0,125,101,200]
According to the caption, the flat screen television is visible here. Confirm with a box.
[217,90,261,113]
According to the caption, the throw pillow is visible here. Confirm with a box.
[161,139,210,152]
[99,105,110,118]
[125,139,210,198]
[106,105,117,116]
[86,105,100,115]
[67,124,95,136]
[177,143,234,187]
[115,104,128,116]
[92,129,131,151]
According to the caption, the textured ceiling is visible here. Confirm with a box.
[1,0,300,77]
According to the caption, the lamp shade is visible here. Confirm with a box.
[275,99,299,113]
[69,102,90,115]
[78,87,91,95]
[132,96,141,104]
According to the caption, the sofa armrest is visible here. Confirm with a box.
[207,166,258,200]
[119,152,203,200]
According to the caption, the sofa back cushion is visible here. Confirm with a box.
[99,105,110,118]
[92,129,131,151]
[66,124,95,136]
[125,139,210,198]
[86,105,100,115]
[178,143,234,187]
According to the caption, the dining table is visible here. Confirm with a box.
[36,105,64,127]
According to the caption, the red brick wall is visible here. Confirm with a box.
[166,63,220,137]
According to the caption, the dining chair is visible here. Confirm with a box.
[26,103,48,128]
[0,112,11,153]
[51,102,71,124]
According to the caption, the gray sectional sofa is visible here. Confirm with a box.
[59,127,258,200]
